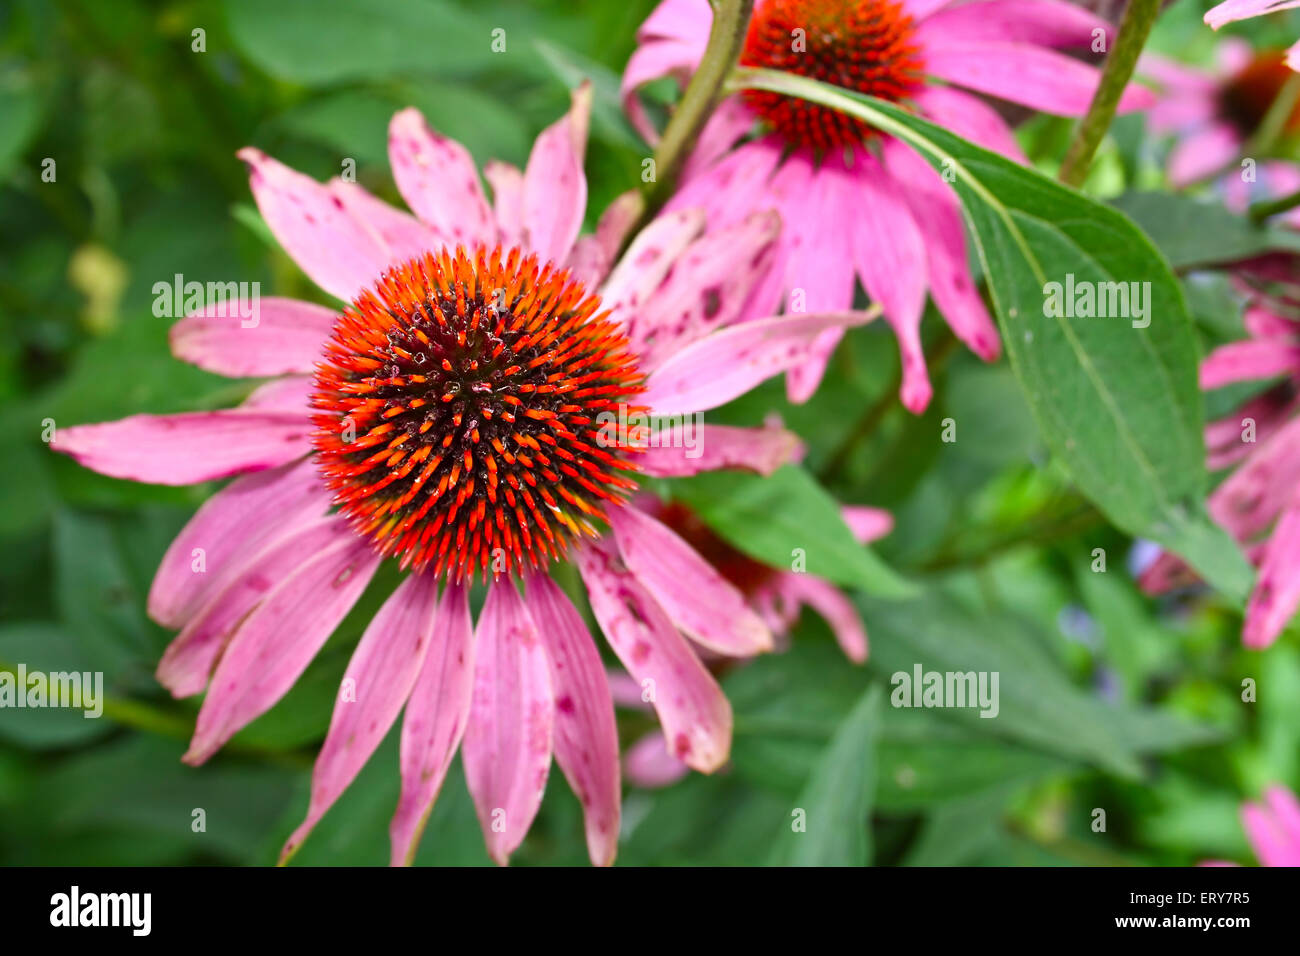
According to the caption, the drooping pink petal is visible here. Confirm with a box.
[237,148,391,303]
[623,211,781,371]
[602,207,705,325]
[850,147,932,412]
[841,505,895,544]
[169,297,339,377]
[182,536,381,764]
[566,190,643,288]
[1168,121,1243,187]
[663,135,784,231]
[460,580,554,865]
[1242,792,1300,866]
[1242,303,1300,340]
[484,160,524,249]
[781,153,859,402]
[1201,340,1300,389]
[622,0,713,142]
[1242,490,1300,649]
[389,580,475,866]
[327,179,445,263]
[576,536,732,773]
[280,571,440,863]
[641,311,872,416]
[922,42,1155,116]
[387,108,494,247]
[521,86,591,266]
[883,139,1002,362]
[1205,0,1300,30]
[623,731,689,789]
[156,516,351,697]
[51,411,312,485]
[913,87,1028,164]
[639,422,804,477]
[1264,785,1300,847]
[681,95,757,182]
[609,504,773,656]
[240,375,316,414]
[524,573,621,867]
[148,459,330,629]
[774,572,869,663]
[916,0,1113,48]
[1209,416,1300,541]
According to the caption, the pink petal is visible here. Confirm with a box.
[1209,416,1300,542]
[240,375,315,414]
[1242,303,1300,339]
[884,139,1001,362]
[148,459,330,629]
[182,536,381,764]
[641,311,872,416]
[917,0,1113,48]
[169,297,338,377]
[664,136,783,231]
[913,86,1027,164]
[280,571,440,863]
[602,207,706,325]
[1265,785,1300,848]
[1242,790,1300,866]
[524,573,621,867]
[522,86,591,265]
[387,108,494,247]
[1201,340,1300,389]
[638,422,805,477]
[1242,490,1300,649]
[1168,122,1244,187]
[460,580,554,865]
[904,0,957,19]
[623,731,689,789]
[623,0,712,143]
[237,148,391,302]
[327,179,445,263]
[781,154,859,402]
[566,190,643,288]
[52,411,312,485]
[850,148,932,413]
[156,516,351,697]
[576,536,732,773]
[609,504,773,656]
[841,505,895,544]
[623,211,781,371]
[681,94,757,182]
[389,580,475,866]
[1205,0,1300,30]
[923,42,1155,116]
[484,160,524,249]
[775,572,869,664]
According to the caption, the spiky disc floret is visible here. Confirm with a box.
[312,246,645,582]
[739,0,924,153]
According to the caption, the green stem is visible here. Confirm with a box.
[1250,186,1300,223]
[1058,0,1160,188]
[641,0,754,219]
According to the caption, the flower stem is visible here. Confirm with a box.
[1247,72,1300,158]
[641,0,754,218]
[1250,186,1300,223]
[1058,0,1160,189]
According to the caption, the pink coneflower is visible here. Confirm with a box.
[1205,785,1300,866]
[614,496,891,788]
[1205,1,1300,72]
[1144,39,1300,187]
[622,0,1153,411]
[51,88,867,866]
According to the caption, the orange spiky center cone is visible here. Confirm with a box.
[312,245,646,583]
[738,0,925,153]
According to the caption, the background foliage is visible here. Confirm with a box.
[1,0,1298,866]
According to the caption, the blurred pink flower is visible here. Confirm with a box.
[50,88,869,866]
[1205,785,1300,866]
[614,496,892,788]
[622,0,1154,412]
[1144,39,1300,187]
[1205,1,1300,72]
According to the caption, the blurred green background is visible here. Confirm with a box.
[1,0,1297,866]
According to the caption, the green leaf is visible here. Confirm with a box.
[1111,192,1300,270]
[664,464,915,598]
[768,685,881,866]
[863,593,1220,777]
[731,68,1252,601]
